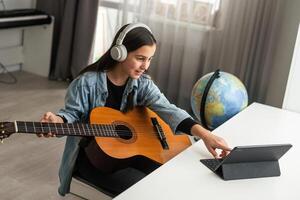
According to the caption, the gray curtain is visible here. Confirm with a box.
[102,0,285,111]
[36,0,99,79]
[149,0,286,111]
[199,0,285,105]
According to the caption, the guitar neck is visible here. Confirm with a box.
[15,121,119,137]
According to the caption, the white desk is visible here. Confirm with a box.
[114,103,300,200]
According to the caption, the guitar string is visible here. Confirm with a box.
[15,125,167,136]
[15,128,163,136]
[16,123,164,130]
[16,122,167,131]
[16,123,164,128]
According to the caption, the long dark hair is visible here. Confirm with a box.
[79,23,156,75]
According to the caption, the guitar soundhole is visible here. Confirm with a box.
[115,125,132,140]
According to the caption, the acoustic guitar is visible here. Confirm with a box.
[0,107,191,168]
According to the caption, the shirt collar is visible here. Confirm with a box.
[98,71,138,94]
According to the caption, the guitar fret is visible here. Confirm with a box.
[112,125,117,137]
[34,122,41,133]
[82,124,85,136]
[77,123,81,136]
[112,125,116,137]
[85,124,88,135]
[91,124,95,136]
[54,123,58,134]
[114,125,118,137]
[40,122,44,133]
[24,122,28,132]
[79,123,83,135]
[47,123,53,134]
[32,122,36,133]
[96,125,101,137]
[81,124,86,135]
[73,123,77,135]
[110,125,114,137]
[42,123,50,133]
[90,124,96,136]
[71,123,75,135]
[95,124,98,136]
[104,125,108,137]
[16,121,21,133]
[45,122,52,133]
[109,125,117,137]
[100,125,104,136]
[96,125,100,136]
[26,122,34,133]
[104,125,109,137]
[94,125,98,136]
[80,124,83,135]
[66,124,71,136]
[74,123,77,135]
[60,123,64,135]
[108,125,113,137]
[104,125,110,137]
[100,125,103,136]
[95,125,99,136]
[86,124,90,136]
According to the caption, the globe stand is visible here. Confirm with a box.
[200,69,220,130]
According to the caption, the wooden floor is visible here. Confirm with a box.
[0,71,82,199]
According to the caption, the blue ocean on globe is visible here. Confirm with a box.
[191,71,248,130]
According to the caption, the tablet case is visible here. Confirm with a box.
[200,144,292,180]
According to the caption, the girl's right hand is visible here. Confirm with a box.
[37,112,64,138]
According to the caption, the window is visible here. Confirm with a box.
[92,0,221,61]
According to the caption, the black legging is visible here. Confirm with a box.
[74,148,158,197]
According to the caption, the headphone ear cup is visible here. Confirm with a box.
[110,45,127,62]
[110,45,121,61]
[118,45,127,62]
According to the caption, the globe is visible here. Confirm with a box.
[191,70,248,130]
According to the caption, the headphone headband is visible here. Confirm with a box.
[110,22,153,62]
[115,22,152,45]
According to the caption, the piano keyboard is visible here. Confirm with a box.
[0,9,51,29]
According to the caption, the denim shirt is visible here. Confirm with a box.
[57,71,191,196]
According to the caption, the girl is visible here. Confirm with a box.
[39,23,231,197]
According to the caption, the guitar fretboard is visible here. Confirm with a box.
[16,121,120,137]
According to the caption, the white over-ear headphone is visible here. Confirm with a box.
[110,23,152,62]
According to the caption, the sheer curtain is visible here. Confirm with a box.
[96,0,284,111]
[37,0,99,80]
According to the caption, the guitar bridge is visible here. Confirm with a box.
[151,117,169,150]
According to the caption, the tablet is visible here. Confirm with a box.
[200,143,292,180]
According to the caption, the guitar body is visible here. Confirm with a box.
[86,107,191,171]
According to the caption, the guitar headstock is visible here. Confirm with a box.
[0,122,16,140]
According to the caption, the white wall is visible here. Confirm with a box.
[266,0,300,107]
[1,0,35,9]
[0,0,36,72]
[282,24,300,112]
